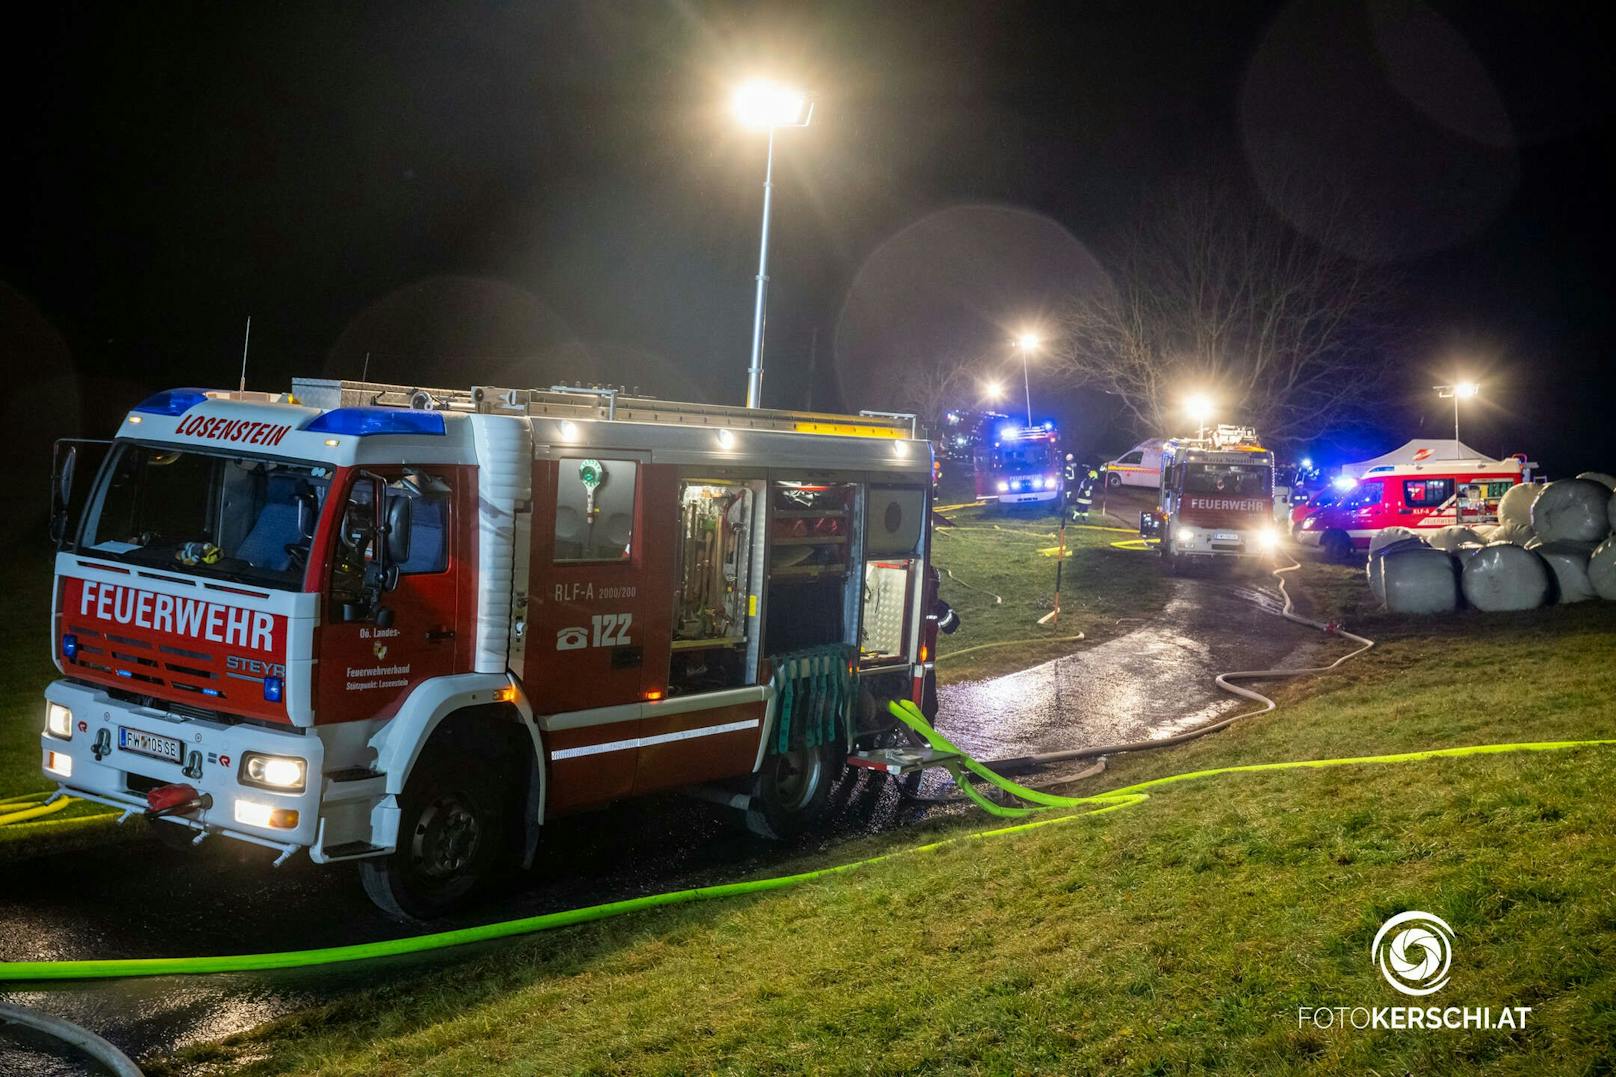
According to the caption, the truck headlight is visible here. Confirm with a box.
[1175,527,1194,544]
[996,481,1009,493]
[46,702,73,740]
[239,752,307,793]
[1257,528,1280,550]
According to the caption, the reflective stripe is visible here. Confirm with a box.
[550,718,760,761]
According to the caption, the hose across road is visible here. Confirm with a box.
[3,556,1608,984]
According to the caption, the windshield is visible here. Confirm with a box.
[78,443,333,588]
[1183,463,1271,497]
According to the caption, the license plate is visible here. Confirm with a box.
[1216,532,1239,542]
[119,726,184,764]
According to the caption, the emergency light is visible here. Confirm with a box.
[304,407,447,437]
[133,388,210,415]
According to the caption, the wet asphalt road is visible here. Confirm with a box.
[1,559,1322,1074]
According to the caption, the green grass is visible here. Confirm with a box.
[154,567,1616,1075]
[931,479,1165,682]
[0,544,125,856]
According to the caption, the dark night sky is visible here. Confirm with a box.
[3,1,1614,541]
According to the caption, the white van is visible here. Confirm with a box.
[1102,438,1165,488]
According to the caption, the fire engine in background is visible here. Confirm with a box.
[1140,425,1281,573]
[43,380,950,919]
[973,417,1063,504]
[1296,457,1528,560]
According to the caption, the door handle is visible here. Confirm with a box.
[425,628,456,642]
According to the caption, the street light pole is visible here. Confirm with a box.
[1020,345,1033,427]
[733,79,812,410]
[744,126,776,410]
[1433,381,1479,459]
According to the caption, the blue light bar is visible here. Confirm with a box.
[304,408,446,437]
[133,388,211,416]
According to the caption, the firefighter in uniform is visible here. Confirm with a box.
[1064,453,1099,523]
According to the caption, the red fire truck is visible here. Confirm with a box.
[972,418,1063,504]
[43,380,945,918]
[1139,426,1281,573]
[1295,457,1527,560]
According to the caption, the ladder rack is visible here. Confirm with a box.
[291,378,917,438]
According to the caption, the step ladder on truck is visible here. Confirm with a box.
[42,379,959,919]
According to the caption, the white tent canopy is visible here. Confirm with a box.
[1341,439,1499,478]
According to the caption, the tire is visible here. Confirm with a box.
[1106,472,1123,489]
[1321,530,1353,563]
[745,741,840,840]
[360,751,510,921]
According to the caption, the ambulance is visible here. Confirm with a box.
[1295,457,1527,560]
[1101,438,1166,488]
[42,380,945,918]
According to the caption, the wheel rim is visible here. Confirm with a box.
[771,749,823,812]
[411,793,483,879]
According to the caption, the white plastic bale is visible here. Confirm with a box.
[1366,536,1427,603]
[1576,471,1616,492]
[1489,520,1537,547]
[1426,525,1482,552]
[1380,547,1459,614]
[1530,478,1612,544]
[1535,541,1597,604]
[1589,537,1616,601]
[1368,527,1420,557]
[1497,482,1542,528]
[1461,543,1551,611]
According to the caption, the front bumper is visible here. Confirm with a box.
[1169,528,1278,558]
[41,679,322,854]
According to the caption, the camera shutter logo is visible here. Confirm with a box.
[1372,911,1455,996]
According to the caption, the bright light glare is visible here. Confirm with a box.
[1185,393,1213,423]
[235,800,274,828]
[1300,457,1313,469]
[1331,475,1358,491]
[733,80,808,129]
[46,703,72,739]
[983,380,1005,401]
[996,481,1009,493]
[715,429,736,450]
[1257,528,1280,550]
[1015,332,1041,351]
[1455,381,1480,399]
[245,753,306,790]
[1175,528,1194,543]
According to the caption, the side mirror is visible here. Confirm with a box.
[384,495,412,566]
[57,446,78,510]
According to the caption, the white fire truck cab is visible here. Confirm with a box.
[1139,425,1282,573]
[43,380,945,918]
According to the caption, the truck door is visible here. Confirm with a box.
[313,466,471,723]
[528,455,671,811]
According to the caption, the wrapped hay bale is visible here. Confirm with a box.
[1497,482,1543,528]
[1589,537,1616,601]
[1530,478,1611,544]
[1427,525,1483,552]
[1461,543,1551,611]
[1365,530,1424,603]
[1489,520,1536,546]
[1381,547,1459,613]
[1576,471,1616,492]
[1535,541,1597,603]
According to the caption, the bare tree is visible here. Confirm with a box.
[862,346,986,435]
[1053,178,1395,444]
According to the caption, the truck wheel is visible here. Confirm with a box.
[745,741,839,840]
[361,753,508,921]
[1106,472,1123,489]
[1321,530,1353,563]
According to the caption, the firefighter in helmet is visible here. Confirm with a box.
[1064,453,1099,523]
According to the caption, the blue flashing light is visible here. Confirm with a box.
[1331,475,1358,491]
[1301,457,1314,469]
[304,408,446,437]
[1043,420,1053,430]
[263,675,284,703]
[998,425,1018,442]
[202,687,222,698]
[61,634,79,659]
[133,388,211,416]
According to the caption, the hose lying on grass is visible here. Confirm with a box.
[0,1003,142,1077]
[3,727,1611,983]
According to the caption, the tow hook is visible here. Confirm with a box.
[145,783,212,819]
[91,727,111,761]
